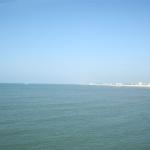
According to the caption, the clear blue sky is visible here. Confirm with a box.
[0,0,150,84]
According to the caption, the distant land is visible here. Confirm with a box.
[88,82,150,88]
[0,82,150,88]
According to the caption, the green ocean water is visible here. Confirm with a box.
[0,84,150,150]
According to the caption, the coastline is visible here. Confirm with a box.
[88,83,150,88]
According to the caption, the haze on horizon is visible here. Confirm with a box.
[0,0,150,84]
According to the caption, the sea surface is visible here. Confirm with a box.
[0,84,150,150]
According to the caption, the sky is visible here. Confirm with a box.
[0,0,150,84]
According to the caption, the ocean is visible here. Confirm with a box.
[0,84,150,150]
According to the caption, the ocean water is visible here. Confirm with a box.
[0,84,150,150]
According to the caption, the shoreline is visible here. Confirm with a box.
[88,83,150,88]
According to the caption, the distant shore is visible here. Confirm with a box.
[88,82,150,88]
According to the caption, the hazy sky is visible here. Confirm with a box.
[0,0,150,84]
